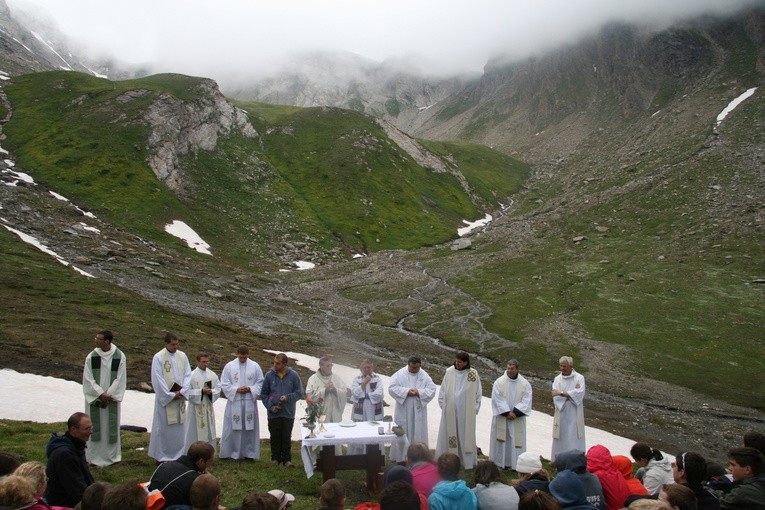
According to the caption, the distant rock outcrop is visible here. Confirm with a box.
[142,79,258,193]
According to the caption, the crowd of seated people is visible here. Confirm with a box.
[2,427,764,510]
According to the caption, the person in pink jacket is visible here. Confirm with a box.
[407,442,441,497]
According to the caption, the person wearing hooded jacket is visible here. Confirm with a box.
[428,453,477,510]
[630,443,674,496]
[550,470,598,510]
[613,455,649,497]
[555,449,606,510]
[555,450,606,510]
[586,445,631,510]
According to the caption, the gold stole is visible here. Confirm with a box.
[495,374,527,447]
[444,367,477,454]
[161,349,187,425]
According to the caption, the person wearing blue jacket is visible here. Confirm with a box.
[260,353,304,467]
[428,453,477,510]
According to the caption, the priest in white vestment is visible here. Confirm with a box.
[551,355,586,461]
[184,353,221,452]
[305,356,348,422]
[388,356,437,459]
[219,346,264,460]
[306,355,348,455]
[348,359,384,455]
[83,330,127,467]
[435,351,482,469]
[149,332,192,462]
[489,359,533,469]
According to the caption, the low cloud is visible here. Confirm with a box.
[7,0,763,82]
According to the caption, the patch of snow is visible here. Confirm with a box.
[352,253,366,259]
[77,222,100,234]
[4,159,16,167]
[716,87,757,126]
[294,260,315,270]
[30,30,72,69]
[0,222,94,278]
[2,168,35,184]
[49,191,69,201]
[84,66,108,79]
[11,37,33,54]
[164,220,212,255]
[458,213,492,236]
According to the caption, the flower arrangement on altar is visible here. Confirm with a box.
[304,395,325,424]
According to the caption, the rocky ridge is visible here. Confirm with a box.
[143,79,259,193]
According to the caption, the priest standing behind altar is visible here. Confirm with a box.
[185,352,221,452]
[435,351,482,470]
[348,359,385,455]
[306,355,347,456]
[149,332,193,462]
[389,356,437,447]
[550,355,586,461]
[82,330,127,467]
[306,355,348,423]
[489,359,533,470]
[219,345,264,460]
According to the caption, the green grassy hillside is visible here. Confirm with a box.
[3,71,527,268]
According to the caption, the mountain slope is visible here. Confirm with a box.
[1,71,527,269]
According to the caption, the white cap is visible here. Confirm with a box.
[515,452,543,474]
[267,489,295,510]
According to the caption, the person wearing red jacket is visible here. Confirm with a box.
[586,445,631,510]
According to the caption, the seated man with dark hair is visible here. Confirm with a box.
[149,441,215,510]
[719,447,765,510]
[190,475,221,510]
[379,480,421,510]
[101,483,147,510]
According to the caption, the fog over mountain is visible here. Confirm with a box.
[6,0,764,87]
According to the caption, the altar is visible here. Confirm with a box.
[300,421,409,491]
